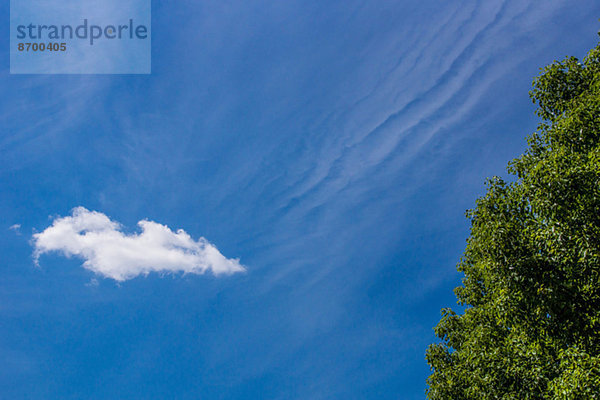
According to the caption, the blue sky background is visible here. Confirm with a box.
[1,1,600,399]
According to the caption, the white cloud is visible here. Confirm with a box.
[32,207,245,281]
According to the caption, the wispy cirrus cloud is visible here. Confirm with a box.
[32,207,244,281]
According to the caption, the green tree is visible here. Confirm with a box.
[426,38,600,399]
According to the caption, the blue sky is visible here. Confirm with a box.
[1,1,599,399]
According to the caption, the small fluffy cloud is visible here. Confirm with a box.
[32,207,245,281]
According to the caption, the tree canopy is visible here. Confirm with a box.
[426,38,600,399]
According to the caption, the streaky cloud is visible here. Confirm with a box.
[32,207,245,281]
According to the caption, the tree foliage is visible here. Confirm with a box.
[426,38,600,399]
